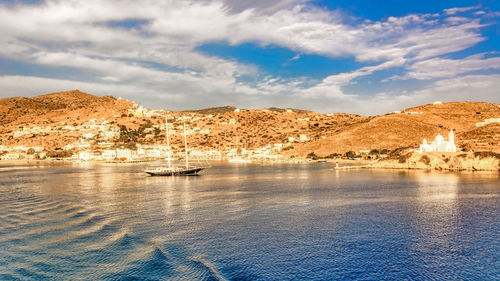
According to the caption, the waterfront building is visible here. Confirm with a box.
[101,150,117,160]
[1,153,22,160]
[116,148,134,160]
[418,130,457,153]
[78,151,92,161]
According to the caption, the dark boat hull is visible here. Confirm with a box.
[146,167,205,176]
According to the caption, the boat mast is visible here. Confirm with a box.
[183,119,189,168]
[165,117,171,168]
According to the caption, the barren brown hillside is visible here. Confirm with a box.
[404,102,500,131]
[284,102,500,157]
[0,90,132,126]
[457,123,500,153]
[0,91,499,157]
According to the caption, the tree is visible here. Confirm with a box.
[345,151,356,158]
[326,153,341,159]
[307,152,318,160]
[369,149,379,155]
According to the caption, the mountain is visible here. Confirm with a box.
[0,90,499,156]
[0,89,132,125]
[287,102,500,156]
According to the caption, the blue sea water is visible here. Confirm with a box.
[0,162,499,280]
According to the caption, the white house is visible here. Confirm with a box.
[418,130,457,153]
[101,150,117,160]
[78,151,92,161]
[299,134,309,142]
[116,148,134,160]
[1,153,22,160]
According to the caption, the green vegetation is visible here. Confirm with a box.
[398,153,411,163]
[119,125,138,143]
[474,151,500,159]
[326,153,341,158]
[307,152,319,160]
[46,149,73,158]
[345,151,356,158]
[419,155,431,165]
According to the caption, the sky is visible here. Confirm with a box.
[0,0,499,115]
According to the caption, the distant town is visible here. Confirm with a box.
[0,90,499,169]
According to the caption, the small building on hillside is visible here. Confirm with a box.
[476,118,500,127]
[299,134,309,142]
[1,153,23,160]
[78,151,92,161]
[418,130,457,153]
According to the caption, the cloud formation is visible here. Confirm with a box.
[0,0,498,114]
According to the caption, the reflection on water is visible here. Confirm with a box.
[0,162,498,280]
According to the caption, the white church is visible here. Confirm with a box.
[418,130,457,153]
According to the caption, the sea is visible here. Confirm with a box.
[0,161,499,280]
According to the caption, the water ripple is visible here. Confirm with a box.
[0,163,498,280]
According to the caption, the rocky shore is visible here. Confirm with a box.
[368,151,500,171]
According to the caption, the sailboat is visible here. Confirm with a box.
[144,117,207,176]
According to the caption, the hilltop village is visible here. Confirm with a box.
[0,90,499,169]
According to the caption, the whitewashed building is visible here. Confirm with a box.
[101,150,117,160]
[116,149,134,160]
[1,153,22,160]
[299,134,309,142]
[418,130,457,153]
[78,151,92,161]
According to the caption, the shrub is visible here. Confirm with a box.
[398,153,411,163]
[307,152,318,160]
[326,153,341,158]
[345,151,356,158]
[47,150,73,158]
[474,151,500,159]
[419,155,431,165]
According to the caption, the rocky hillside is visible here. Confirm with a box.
[0,90,499,156]
[286,102,500,156]
[0,90,132,125]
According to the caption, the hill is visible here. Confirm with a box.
[282,102,500,157]
[0,90,499,157]
[0,89,132,126]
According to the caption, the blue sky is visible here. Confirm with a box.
[0,0,499,114]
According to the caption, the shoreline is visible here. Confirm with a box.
[333,165,500,172]
[333,151,500,172]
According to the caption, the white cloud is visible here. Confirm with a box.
[444,5,480,15]
[402,54,500,80]
[321,58,407,86]
[0,1,497,115]
[0,75,168,100]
